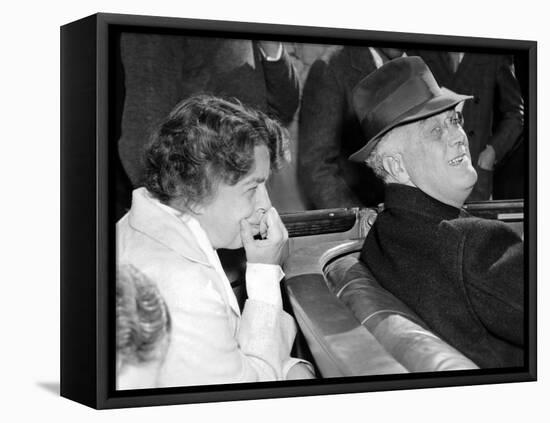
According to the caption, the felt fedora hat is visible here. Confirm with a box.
[349,56,472,163]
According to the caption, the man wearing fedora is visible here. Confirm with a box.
[407,49,524,201]
[350,56,524,368]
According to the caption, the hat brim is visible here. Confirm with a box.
[349,90,473,163]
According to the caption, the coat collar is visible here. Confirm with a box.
[127,187,211,267]
[383,184,465,221]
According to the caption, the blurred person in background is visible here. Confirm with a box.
[298,45,403,209]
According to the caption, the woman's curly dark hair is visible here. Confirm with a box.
[143,94,291,209]
[116,265,171,365]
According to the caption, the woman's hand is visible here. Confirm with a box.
[286,362,316,380]
[240,207,288,265]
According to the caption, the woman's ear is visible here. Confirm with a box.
[189,202,203,215]
[170,198,202,215]
[381,153,411,184]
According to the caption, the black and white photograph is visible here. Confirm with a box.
[60,12,536,407]
[6,0,548,421]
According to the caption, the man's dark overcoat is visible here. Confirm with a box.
[360,184,524,368]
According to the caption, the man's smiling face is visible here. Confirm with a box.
[403,109,478,207]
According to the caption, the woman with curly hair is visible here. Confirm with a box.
[117,95,313,388]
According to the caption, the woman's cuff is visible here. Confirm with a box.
[245,263,285,308]
[283,357,316,380]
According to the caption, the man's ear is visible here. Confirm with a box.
[381,153,411,184]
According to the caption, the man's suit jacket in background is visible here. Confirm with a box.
[298,46,386,209]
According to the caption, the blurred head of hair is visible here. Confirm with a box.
[116,265,171,389]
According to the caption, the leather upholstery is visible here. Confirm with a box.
[285,273,407,377]
[325,255,478,372]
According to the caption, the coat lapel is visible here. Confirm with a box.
[453,53,492,86]
[407,50,452,88]
[350,46,377,75]
[127,188,242,318]
[128,187,211,266]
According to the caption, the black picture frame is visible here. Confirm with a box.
[60,12,537,409]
